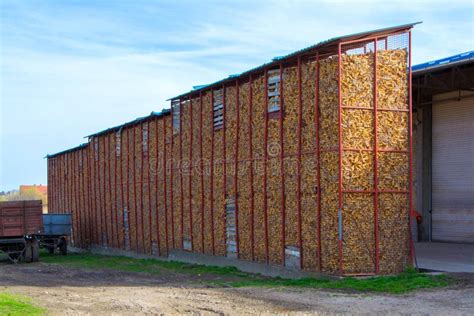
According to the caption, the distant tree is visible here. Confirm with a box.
[3,188,47,205]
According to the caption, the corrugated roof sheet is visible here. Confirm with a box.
[46,143,89,158]
[84,109,171,138]
[412,51,474,73]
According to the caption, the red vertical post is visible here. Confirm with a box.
[315,52,322,271]
[200,92,205,253]
[337,44,344,276]
[81,151,87,247]
[234,80,241,258]
[179,101,184,249]
[133,127,139,251]
[102,137,108,246]
[373,38,380,274]
[148,122,155,254]
[408,30,415,265]
[248,75,255,261]
[162,119,169,254]
[96,138,104,245]
[297,56,304,269]
[140,124,146,252]
[58,155,62,212]
[170,113,176,248]
[126,129,131,249]
[279,63,286,266]
[210,91,216,255]
[263,69,269,264]
[118,131,123,249]
[108,134,114,248]
[223,84,227,254]
[86,145,93,245]
[74,152,80,247]
[153,120,161,256]
[115,133,120,249]
[188,96,194,251]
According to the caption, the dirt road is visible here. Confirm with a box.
[0,260,473,315]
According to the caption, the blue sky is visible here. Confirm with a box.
[0,0,472,191]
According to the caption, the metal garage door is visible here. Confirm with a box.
[432,91,474,243]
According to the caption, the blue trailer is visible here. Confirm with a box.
[38,214,72,255]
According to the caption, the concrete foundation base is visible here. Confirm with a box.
[80,245,333,279]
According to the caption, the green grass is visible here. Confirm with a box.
[224,268,450,294]
[40,251,249,277]
[0,293,45,316]
[40,252,450,294]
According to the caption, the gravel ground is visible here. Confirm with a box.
[0,260,473,315]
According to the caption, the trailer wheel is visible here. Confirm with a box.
[47,245,55,254]
[23,241,33,263]
[31,240,39,262]
[59,238,67,255]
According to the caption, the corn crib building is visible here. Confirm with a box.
[47,24,417,276]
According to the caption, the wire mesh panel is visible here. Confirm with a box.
[338,31,411,275]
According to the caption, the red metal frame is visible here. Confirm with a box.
[210,91,216,255]
[170,114,176,248]
[337,43,344,276]
[102,137,108,246]
[119,130,125,249]
[263,69,269,263]
[279,63,286,266]
[188,96,194,251]
[114,133,119,248]
[86,146,93,244]
[58,155,61,212]
[315,52,322,271]
[408,30,415,266]
[133,127,139,251]
[148,121,156,255]
[162,118,169,254]
[94,139,101,245]
[140,124,146,252]
[78,151,84,247]
[107,134,114,248]
[199,92,205,253]
[223,84,227,255]
[297,56,304,269]
[248,74,255,261]
[81,151,87,247]
[155,120,162,256]
[234,79,241,258]
[373,38,380,274]
[179,101,184,249]
[126,129,131,249]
